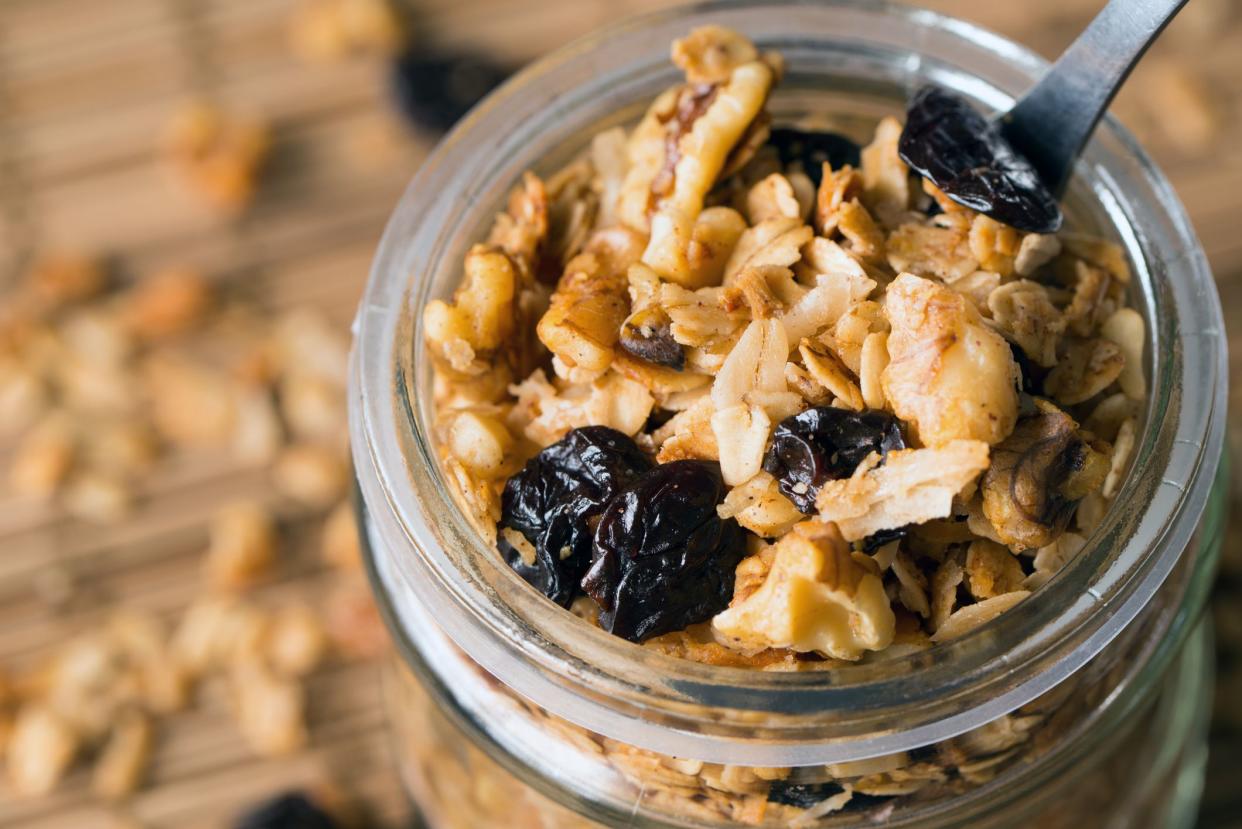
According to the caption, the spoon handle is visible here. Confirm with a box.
[998,0,1188,196]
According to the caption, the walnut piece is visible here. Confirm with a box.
[882,273,1019,447]
[980,399,1110,551]
[712,522,895,660]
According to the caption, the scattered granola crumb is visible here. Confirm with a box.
[204,501,280,591]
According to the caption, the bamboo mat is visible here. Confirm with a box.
[0,1,1238,827]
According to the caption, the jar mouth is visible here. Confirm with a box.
[349,0,1227,764]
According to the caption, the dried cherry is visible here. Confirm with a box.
[234,792,338,829]
[498,427,652,607]
[763,407,905,513]
[390,49,511,134]
[768,127,862,187]
[898,86,1062,234]
[766,780,893,813]
[582,460,747,642]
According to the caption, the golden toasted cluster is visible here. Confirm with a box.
[426,26,1145,666]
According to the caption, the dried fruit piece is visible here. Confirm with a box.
[583,460,746,642]
[762,407,904,513]
[619,306,685,369]
[898,86,1061,234]
[390,49,511,134]
[235,791,340,829]
[767,128,862,187]
[980,399,1110,550]
[498,427,652,607]
[712,521,895,660]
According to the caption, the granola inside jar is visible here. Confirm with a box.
[349,3,1227,827]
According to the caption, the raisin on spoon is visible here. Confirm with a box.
[897,86,1062,234]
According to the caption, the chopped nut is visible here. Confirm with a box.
[204,500,279,591]
[447,411,514,478]
[981,400,1109,551]
[882,273,1019,447]
[425,245,519,373]
[964,540,1025,600]
[814,161,863,236]
[272,443,348,508]
[671,25,760,85]
[537,230,642,372]
[815,441,990,541]
[643,48,775,284]
[713,522,895,660]
[967,215,1019,276]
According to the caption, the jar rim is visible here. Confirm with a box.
[349,0,1227,765]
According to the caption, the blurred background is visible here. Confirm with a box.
[0,0,1237,827]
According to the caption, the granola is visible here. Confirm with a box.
[425,27,1145,665]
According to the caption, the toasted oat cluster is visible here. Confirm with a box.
[425,26,1144,666]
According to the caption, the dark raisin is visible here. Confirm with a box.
[861,525,910,553]
[766,780,893,813]
[768,127,862,187]
[619,307,685,370]
[1007,340,1046,397]
[898,86,1062,234]
[766,780,847,809]
[498,427,652,607]
[390,50,512,134]
[235,792,338,829]
[763,407,905,513]
[582,460,747,642]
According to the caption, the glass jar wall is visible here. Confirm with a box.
[348,2,1227,827]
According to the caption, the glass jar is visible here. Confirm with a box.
[347,2,1228,826]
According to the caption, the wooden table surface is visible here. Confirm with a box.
[0,0,1238,827]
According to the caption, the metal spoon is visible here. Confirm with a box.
[998,0,1189,197]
